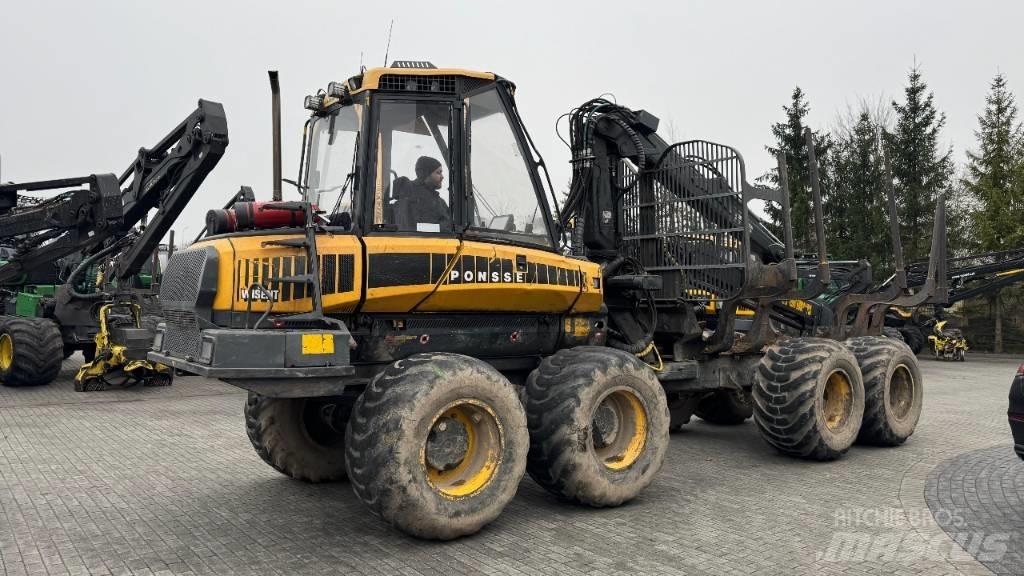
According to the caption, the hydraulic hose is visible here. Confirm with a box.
[602,256,658,355]
[66,238,132,300]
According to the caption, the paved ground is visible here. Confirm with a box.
[926,446,1024,575]
[0,354,1020,576]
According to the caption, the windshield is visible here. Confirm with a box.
[305,104,362,222]
[467,88,551,247]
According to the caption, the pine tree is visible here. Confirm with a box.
[762,87,832,254]
[886,65,954,264]
[963,73,1024,352]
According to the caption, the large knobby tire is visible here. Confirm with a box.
[844,336,923,446]
[695,389,753,425]
[244,393,353,483]
[0,316,64,387]
[525,346,669,507]
[345,353,528,540]
[899,325,924,355]
[753,337,865,461]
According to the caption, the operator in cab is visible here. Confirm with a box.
[396,156,453,232]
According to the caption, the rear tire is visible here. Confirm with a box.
[753,337,865,461]
[844,336,923,446]
[525,346,669,507]
[0,316,64,387]
[695,390,753,425]
[882,327,904,343]
[899,325,924,355]
[345,353,528,540]
[244,393,352,483]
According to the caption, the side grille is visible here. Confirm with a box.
[161,249,208,305]
[163,309,201,359]
[158,247,217,359]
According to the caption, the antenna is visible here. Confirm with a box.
[383,20,394,67]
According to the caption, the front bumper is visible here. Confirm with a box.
[149,326,356,397]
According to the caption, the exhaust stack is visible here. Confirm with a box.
[269,71,282,201]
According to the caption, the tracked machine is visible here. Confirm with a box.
[151,63,943,539]
[0,100,228,390]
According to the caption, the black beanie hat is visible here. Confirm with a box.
[415,156,442,179]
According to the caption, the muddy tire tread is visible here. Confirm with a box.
[0,316,64,387]
[752,337,863,461]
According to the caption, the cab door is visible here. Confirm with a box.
[360,88,602,314]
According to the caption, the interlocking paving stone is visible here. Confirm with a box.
[0,354,1019,575]
[925,446,1024,575]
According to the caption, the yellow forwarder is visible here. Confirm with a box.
[151,63,936,539]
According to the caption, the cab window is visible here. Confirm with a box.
[306,104,361,228]
[466,89,551,247]
[373,101,454,233]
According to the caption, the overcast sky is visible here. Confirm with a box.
[2,0,1022,244]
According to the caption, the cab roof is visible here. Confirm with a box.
[346,61,497,95]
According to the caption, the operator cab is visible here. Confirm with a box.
[302,61,557,249]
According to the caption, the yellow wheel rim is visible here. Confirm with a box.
[822,370,853,430]
[593,388,648,470]
[0,333,13,372]
[889,364,915,421]
[424,399,503,498]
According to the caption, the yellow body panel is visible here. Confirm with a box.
[194,233,603,315]
[197,234,363,314]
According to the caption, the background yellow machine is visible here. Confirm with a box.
[151,63,940,540]
[75,302,172,390]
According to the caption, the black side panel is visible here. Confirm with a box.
[355,314,560,363]
[367,253,431,288]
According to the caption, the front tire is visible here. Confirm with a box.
[753,337,865,461]
[345,353,528,540]
[0,316,64,387]
[525,346,669,507]
[844,336,923,446]
[244,393,352,483]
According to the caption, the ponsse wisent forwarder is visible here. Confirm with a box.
[151,63,942,539]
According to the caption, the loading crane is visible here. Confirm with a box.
[0,99,228,389]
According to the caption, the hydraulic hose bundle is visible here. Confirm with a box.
[557,97,647,244]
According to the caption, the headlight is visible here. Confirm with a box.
[327,81,346,98]
[304,94,324,111]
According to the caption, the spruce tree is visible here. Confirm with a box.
[886,65,954,264]
[963,73,1024,352]
[828,110,891,275]
[762,87,832,254]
